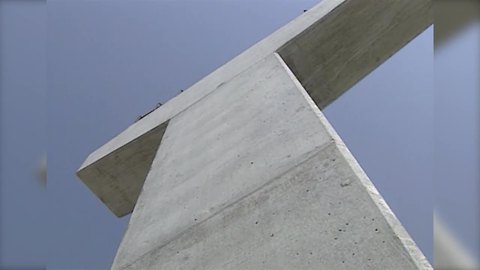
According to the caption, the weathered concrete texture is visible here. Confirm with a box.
[77,0,432,216]
[121,145,425,270]
[110,55,431,269]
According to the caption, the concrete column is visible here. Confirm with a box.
[109,54,430,270]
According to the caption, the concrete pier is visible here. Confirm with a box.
[77,0,432,269]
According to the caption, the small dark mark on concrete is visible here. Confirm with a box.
[375,228,379,232]
[306,189,309,192]
[250,161,254,165]
[216,82,226,89]
[255,221,258,224]
[328,212,331,216]
[270,233,275,237]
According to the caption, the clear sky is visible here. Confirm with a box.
[0,0,46,268]
[0,1,477,269]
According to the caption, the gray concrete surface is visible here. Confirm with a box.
[109,54,430,269]
[77,0,431,217]
[78,122,168,216]
[278,0,431,108]
[77,0,433,268]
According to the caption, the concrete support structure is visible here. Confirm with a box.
[77,0,433,269]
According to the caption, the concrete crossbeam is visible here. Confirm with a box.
[77,0,432,217]
[76,0,433,269]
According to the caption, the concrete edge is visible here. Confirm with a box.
[275,52,433,269]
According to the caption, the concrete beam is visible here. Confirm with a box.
[77,0,432,217]
[278,0,432,108]
[77,122,168,217]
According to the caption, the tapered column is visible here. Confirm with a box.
[109,55,430,269]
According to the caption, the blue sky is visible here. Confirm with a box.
[0,0,46,268]
[0,1,478,269]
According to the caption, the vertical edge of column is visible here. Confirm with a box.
[274,52,433,269]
